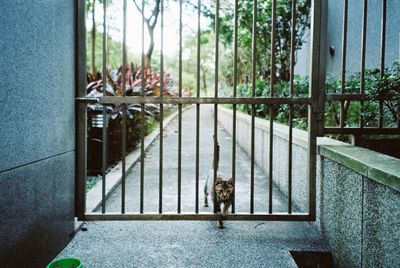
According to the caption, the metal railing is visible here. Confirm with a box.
[75,0,326,222]
[322,0,400,136]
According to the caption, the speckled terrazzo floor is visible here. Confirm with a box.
[58,220,329,267]
[57,105,329,267]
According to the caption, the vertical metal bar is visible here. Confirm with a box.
[308,0,324,221]
[317,0,327,138]
[213,0,220,214]
[360,0,367,128]
[317,0,327,137]
[195,0,201,214]
[398,105,400,128]
[101,0,107,214]
[75,0,87,219]
[231,0,238,214]
[269,0,276,214]
[159,0,164,214]
[121,0,128,215]
[340,0,348,128]
[379,0,387,129]
[288,0,296,214]
[250,0,257,214]
[177,0,183,214]
[140,0,145,214]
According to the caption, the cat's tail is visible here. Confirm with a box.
[213,138,220,171]
[204,173,209,196]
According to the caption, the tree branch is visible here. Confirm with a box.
[384,100,399,122]
[148,0,160,28]
[132,0,142,14]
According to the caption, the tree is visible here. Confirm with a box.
[182,30,216,95]
[87,0,97,73]
[202,0,311,83]
[86,0,114,74]
[132,0,161,67]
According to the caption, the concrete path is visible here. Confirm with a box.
[99,104,289,213]
[58,105,329,267]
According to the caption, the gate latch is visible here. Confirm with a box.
[75,97,99,104]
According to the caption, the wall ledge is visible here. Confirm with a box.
[219,106,400,193]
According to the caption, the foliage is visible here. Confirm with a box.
[224,62,400,133]
[165,30,234,96]
[86,32,139,72]
[86,64,174,172]
[86,0,114,73]
[325,62,400,128]
[221,75,309,129]
[202,0,311,83]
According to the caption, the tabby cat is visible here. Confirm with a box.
[204,140,234,229]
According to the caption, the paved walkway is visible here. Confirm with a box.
[58,105,329,267]
[100,105,288,213]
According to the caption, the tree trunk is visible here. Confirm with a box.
[91,0,96,74]
[145,26,155,68]
[132,0,160,68]
[201,68,208,95]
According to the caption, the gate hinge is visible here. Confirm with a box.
[312,105,324,121]
[312,105,325,136]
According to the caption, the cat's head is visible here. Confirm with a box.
[215,177,234,201]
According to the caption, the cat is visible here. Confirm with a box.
[204,139,234,229]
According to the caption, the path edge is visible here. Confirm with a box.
[85,105,194,213]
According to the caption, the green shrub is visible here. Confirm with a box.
[224,62,399,134]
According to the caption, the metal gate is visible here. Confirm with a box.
[75,0,327,221]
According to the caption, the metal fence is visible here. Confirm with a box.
[322,0,400,136]
[75,0,328,222]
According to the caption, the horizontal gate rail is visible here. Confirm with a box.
[76,97,311,105]
[324,127,400,135]
[95,96,311,105]
[325,93,397,102]
[83,213,312,221]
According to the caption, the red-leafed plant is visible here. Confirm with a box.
[86,64,174,174]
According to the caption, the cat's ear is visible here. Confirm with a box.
[227,177,234,186]
[215,177,222,185]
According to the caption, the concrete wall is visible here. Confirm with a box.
[0,1,76,267]
[295,0,400,77]
[218,107,400,267]
[221,107,311,212]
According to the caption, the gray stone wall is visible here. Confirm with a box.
[295,0,400,77]
[220,108,310,212]
[218,107,400,267]
[318,158,364,267]
[362,179,400,267]
[317,158,400,267]
[0,1,76,267]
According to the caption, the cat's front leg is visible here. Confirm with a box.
[218,201,232,229]
[222,200,231,216]
[217,201,225,229]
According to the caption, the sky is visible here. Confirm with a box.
[89,0,212,57]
